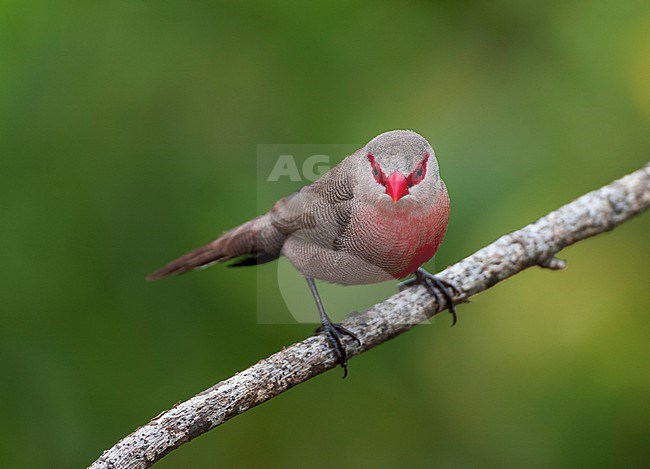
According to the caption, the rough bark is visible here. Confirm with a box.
[91,163,650,468]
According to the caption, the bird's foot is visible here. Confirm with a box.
[316,322,362,379]
[399,268,461,326]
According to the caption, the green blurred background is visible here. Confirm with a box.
[1,1,649,467]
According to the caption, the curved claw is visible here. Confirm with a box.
[322,323,347,377]
[332,323,363,347]
[403,268,460,326]
[318,322,362,378]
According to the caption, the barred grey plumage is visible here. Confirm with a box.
[148,130,454,375]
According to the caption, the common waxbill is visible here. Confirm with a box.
[148,130,457,376]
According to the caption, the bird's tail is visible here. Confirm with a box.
[146,214,283,281]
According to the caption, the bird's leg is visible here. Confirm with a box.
[305,277,362,378]
[399,268,460,326]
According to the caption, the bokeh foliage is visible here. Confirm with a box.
[1,1,649,467]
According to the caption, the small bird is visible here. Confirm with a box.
[148,130,457,377]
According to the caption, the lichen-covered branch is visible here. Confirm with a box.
[91,163,650,468]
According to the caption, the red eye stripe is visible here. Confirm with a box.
[367,153,387,184]
[406,153,429,186]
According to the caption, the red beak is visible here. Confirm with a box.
[385,171,409,202]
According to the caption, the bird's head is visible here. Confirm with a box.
[360,130,441,204]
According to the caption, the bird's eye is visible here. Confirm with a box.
[367,153,386,184]
[407,153,429,186]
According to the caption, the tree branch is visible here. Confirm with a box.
[91,163,650,468]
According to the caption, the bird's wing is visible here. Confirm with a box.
[270,154,357,251]
[147,153,359,281]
